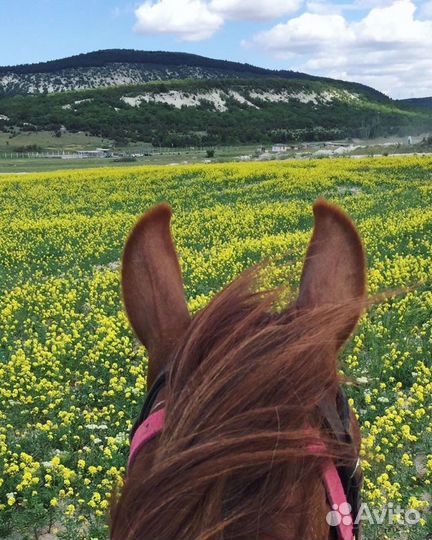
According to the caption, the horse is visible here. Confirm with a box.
[110,198,366,540]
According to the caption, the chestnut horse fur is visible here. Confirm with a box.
[111,199,366,540]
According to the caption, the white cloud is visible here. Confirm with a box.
[134,0,223,41]
[209,0,302,20]
[247,1,432,97]
[133,0,302,41]
[419,0,432,17]
[250,13,354,54]
[354,0,432,44]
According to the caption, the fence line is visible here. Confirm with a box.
[0,147,207,160]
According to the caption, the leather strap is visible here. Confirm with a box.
[130,370,166,441]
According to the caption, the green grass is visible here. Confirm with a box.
[0,131,109,154]
[0,144,262,173]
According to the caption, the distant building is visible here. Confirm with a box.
[271,144,289,152]
[77,148,112,158]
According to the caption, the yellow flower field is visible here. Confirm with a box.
[0,156,431,539]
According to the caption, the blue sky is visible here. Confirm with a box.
[1,0,432,98]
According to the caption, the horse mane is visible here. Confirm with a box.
[110,267,359,540]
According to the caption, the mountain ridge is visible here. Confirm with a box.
[0,49,388,101]
[0,50,429,147]
[0,76,429,147]
[398,97,432,110]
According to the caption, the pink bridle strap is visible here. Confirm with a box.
[322,459,355,540]
[128,408,165,470]
[308,442,355,540]
[128,411,354,540]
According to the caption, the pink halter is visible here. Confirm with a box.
[128,408,165,470]
[129,408,354,540]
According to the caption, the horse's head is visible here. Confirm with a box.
[111,199,366,540]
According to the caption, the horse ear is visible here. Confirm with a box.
[296,199,367,344]
[122,203,191,385]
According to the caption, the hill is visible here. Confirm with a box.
[0,50,430,147]
[0,49,387,100]
[398,97,432,111]
[0,77,428,147]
